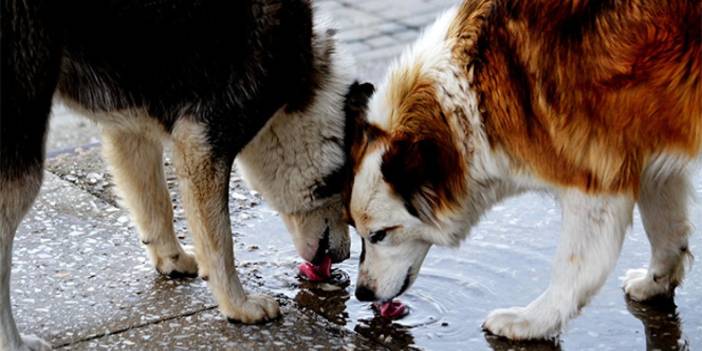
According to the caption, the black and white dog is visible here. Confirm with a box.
[0,1,363,349]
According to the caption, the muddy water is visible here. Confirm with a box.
[234,172,702,350]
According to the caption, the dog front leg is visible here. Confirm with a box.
[172,120,279,324]
[1,174,51,351]
[484,190,634,340]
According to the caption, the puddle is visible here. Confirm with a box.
[237,178,702,350]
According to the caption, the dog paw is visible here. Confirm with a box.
[622,268,671,301]
[483,307,559,340]
[225,294,281,324]
[155,246,198,278]
[18,334,51,351]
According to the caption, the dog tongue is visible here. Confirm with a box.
[298,255,333,282]
[374,300,408,319]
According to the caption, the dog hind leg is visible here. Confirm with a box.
[171,120,279,324]
[102,124,198,278]
[484,190,634,340]
[624,172,692,301]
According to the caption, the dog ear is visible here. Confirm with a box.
[344,82,374,131]
[343,81,375,155]
[381,133,463,226]
[342,81,376,226]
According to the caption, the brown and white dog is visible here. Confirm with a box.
[348,0,701,340]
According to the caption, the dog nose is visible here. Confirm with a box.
[355,285,377,302]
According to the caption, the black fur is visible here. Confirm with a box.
[339,81,375,225]
[312,81,375,202]
[1,0,328,179]
[1,0,61,181]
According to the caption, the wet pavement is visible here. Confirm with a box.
[24,158,702,350]
[9,0,702,350]
[15,167,383,350]
[198,190,702,351]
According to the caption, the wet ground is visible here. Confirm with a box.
[17,153,381,350]
[270,187,702,351]
[30,134,702,350]
[9,0,702,349]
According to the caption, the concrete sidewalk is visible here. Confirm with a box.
[12,1,459,350]
[13,174,377,350]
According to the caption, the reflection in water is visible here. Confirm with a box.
[625,297,689,351]
[285,265,696,351]
[295,269,351,325]
[247,202,702,350]
[354,317,417,351]
[484,333,561,351]
[294,268,419,350]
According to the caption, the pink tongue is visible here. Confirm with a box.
[298,255,333,282]
[374,300,408,319]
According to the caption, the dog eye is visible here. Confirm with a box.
[368,230,387,244]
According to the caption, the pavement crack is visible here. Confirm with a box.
[55,305,219,349]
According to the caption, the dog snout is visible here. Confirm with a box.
[328,244,350,263]
[355,284,377,302]
[310,227,330,264]
[398,268,412,296]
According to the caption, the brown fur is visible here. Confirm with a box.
[380,71,468,220]
[102,119,198,277]
[348,55,470,222]
[457,0,702,195]
[172,120,245,318]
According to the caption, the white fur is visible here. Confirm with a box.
[351,5,698,341]
[623,171,693,301]
[367,8,460,131]
[100,116,198,277]
[352,6,517,301]
[236,16,354,262]
[484,191,634,339]
[237,20,354,214]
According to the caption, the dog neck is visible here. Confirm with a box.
[236,19,355,215]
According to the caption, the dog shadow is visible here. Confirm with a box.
[625,296,689,351]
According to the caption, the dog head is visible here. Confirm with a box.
[349,128,465,302]
[237,73,376,264]
[234,17,378,265]
[347,45,472,302]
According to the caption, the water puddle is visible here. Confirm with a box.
[236,181,702,350]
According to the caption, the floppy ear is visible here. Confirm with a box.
[341,81,375,226]
[381,134,464,226]
[343,81,375,153]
